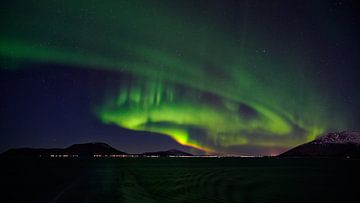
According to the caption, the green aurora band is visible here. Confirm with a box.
[0,0,350,153]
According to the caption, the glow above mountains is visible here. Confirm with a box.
[1,0,357,154]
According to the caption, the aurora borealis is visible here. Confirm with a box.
[1,0,359,155]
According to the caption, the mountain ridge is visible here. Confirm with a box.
[142,149,193,157]
[1,143,193,157]
[280,131,360,158]
[1,142,127,158]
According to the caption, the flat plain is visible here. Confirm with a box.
[0,157,359,203]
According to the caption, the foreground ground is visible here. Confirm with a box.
[0,157,359,202]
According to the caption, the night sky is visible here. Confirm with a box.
[1,0,359,155]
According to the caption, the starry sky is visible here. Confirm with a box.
[1,0,359,155]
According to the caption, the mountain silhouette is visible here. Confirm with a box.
[142,149,193,157]
[280,131,360,158]
[2,142,127,158]
[1,143,195,158]
[65,142,127,156]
